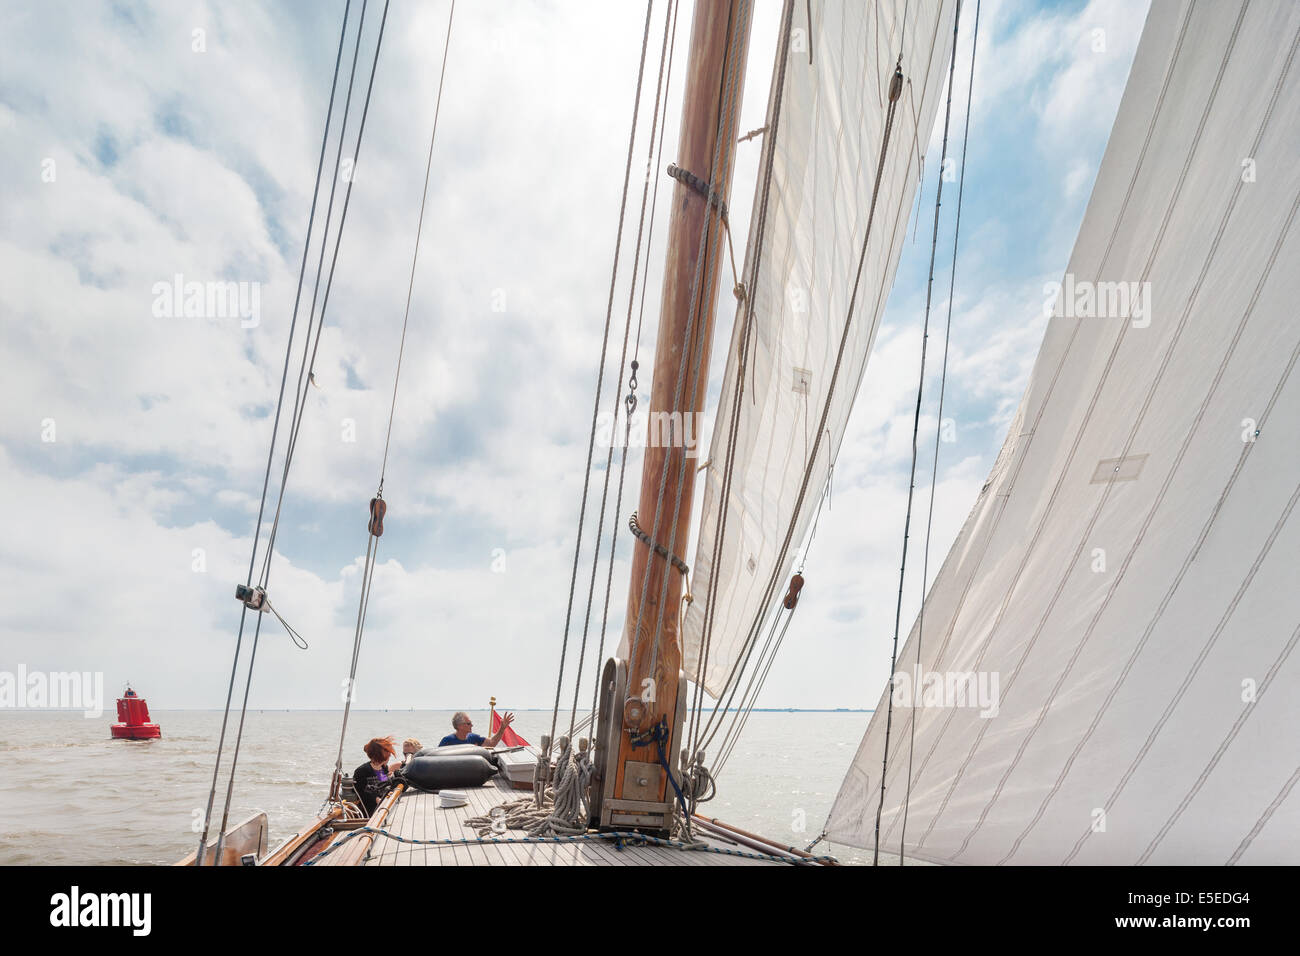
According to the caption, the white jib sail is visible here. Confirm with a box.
[826,0,1300,864]
[683,0,959,698]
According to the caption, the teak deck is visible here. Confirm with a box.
[314,776,785,866]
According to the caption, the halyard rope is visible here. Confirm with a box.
[198,1,362,865]
[696,23,912,763]
[216,1,392,860]
[549,0,658,753]
[875,0,964,866]
[567,0,680,743]
[899,0,980,866]
[330,0,456,802]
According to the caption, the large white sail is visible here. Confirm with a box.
[683,0,958,697]
[826,0,1300,864]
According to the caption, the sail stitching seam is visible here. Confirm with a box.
[1001,173,1300,864]
[700,0,945,759]
[1142,620,1300,864]
[1069,477,1300,863]
[912,0,1252,852]
[954,8,1289,859]
[871,1,1201,816]
[880,0,1207,850]
[1227,763,1300,864]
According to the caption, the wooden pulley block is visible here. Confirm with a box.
[783,572,804,610]
[368,496,386,537]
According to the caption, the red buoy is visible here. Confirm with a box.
[110,685,161,740]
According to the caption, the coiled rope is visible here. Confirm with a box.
[465,739,595,837]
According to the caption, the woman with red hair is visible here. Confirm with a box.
[353,736,400,817]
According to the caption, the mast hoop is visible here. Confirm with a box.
[666,162,730,222]
[629,511,690,576]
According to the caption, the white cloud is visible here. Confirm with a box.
[0,0,1140,716]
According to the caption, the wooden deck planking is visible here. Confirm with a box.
[356,777,783,866]
[450,797,475,867]
[418,784,429,867]
[400,790,417,867]
[467,785,529,866]
[433,807,458,867]
[426,792,458,867]
[383,794,409,866]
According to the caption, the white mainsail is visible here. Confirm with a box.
[683,0,959,697]
[826,0,1300,864]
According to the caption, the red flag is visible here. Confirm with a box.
[491,709,529,747]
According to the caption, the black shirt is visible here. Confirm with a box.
[353,761,392,816]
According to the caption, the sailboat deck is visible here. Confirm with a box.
[333,777,785,866]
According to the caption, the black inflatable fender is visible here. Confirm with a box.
[399,754,499,792]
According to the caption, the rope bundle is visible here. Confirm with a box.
[466,739,594,838]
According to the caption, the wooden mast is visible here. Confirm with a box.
[600,0,752,832]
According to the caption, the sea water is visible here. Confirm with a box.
[0,709,912,866]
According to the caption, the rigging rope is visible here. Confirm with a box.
[898,0,979,865]
[695,18,911,763]
[556,0,744,838]
[377,0,456,492]
[196,1,355,866]
[586,0,683,746]
[213,1,392,866]
[709,571,808,786]
[628,512,690,575]
[332,0,457,800]
[712,601,797,779]
[874,0,964,867]
[687,0,798,766]
[257,0,376,590]
[631,0,750,703]
[642,2,752,842]
[264,595,310,650]
[565,0,680,744]
[798,459,832,573]
[331,532,379,800]
[548,0,657,754]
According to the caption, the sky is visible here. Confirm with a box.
[0,0,1149,713]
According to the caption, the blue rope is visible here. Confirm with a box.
[302,825,835,866]
[630,718,690,820]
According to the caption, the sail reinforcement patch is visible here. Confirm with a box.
[1089,453,1148,484]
